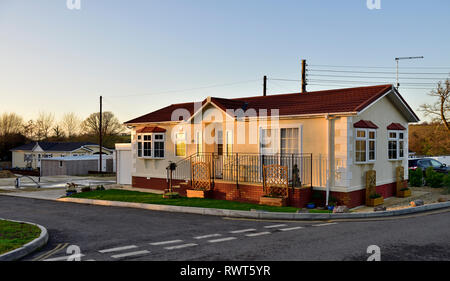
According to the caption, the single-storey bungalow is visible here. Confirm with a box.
[11,142,113,169]
[123,84,419,208]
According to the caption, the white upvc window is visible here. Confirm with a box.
[355,128,376,163]
[137,133,165,159]
[195,131,203,153]
[388,131,405,160]
[226,130,233,155]
[175,132,186,157]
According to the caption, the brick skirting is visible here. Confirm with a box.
[131,176,396,208]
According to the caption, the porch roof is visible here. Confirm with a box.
[125,84,418,124]
[136,126,167,133]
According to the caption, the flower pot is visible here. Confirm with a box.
[327,205,335,211]
[66,191,76,197]
[306,203,316,209]
[366,196,384,207]
[259,196,287,207]
[397,189,411,198]
[186,189,210,198]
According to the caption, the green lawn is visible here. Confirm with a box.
[0,220,41,255]
[69,189,301,213]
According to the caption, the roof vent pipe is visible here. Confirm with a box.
[263,75,267,96]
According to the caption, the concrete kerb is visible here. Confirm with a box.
[57,197,450,220]
[0,219,49,261]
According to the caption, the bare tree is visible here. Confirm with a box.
[35,112,55,140]
[52,125,65,139]
[420,79,450,132]
[22,120,36,140]
[81,111,124,137]
[0,113,23,136]
[61,112,81,137]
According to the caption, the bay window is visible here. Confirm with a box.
[388,131,404,160]
[137,133,165,159]
[355,128,376,163]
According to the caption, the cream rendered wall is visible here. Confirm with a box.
[349,96,409,191]
[131,110,330,180]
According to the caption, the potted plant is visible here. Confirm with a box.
[259,193,287,207]
[397,187,411,198]
[327,196,338,211]
[366,192,384,207]
[66,182,78,196]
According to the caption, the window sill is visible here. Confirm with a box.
[138,157,165,160]
[355,161,376,165]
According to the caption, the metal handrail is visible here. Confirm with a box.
[169,152,313,188]
[15,175,41,189]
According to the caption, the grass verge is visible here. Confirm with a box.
[0,220,41,255]
[69,189,300,213]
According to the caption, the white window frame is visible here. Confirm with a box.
[137,133,166,159]
[225,130,233,155]
[258,125,303,156]
[355,128,377,164]
[195,131,203,154]
[388,130,405,160]
[174,132,186,157]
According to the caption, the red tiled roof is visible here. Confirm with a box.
[125,84,394,124]
[354,120,379,129]
[136,126,167,133]
[387,123,406,130]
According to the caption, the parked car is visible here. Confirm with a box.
[408,158,449,174]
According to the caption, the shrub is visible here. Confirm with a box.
[429,172,444,188]
[95,185,105,191]
[328,196,338,206]
[424,167,444,188]
[312,191,323,200]
[443,175,450,187]
[81,186,92,192]
[443,175,450,194]
[409,168,423,187]
[369,193,382,199]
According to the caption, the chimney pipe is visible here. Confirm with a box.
[263,75,267,96]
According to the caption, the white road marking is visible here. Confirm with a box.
[99,245,138,253]
[43,254,85,261]
[194,234,222,239]
[164,243,198,250]
[279,226,304,231]
[111,250,150,259]
[150,239,183,246]
[208,237,237,243]
[264,224,287,228]
[245,231,271,237]
[313,223,337,227]
[229,228,256,234]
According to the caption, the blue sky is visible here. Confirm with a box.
[0,0,449,122]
